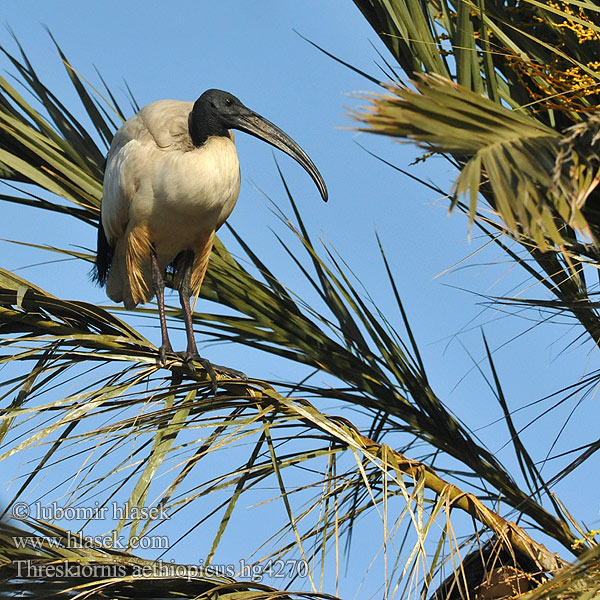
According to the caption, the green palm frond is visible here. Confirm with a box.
[354,74,595,250]
[1,372,565,574]
[345,0,600,383]
[353,0,600,117]
[352,0,600,256]
[0,41,105,218]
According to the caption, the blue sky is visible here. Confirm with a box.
[1,1,598,597]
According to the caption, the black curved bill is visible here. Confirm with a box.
[231,111,328,202]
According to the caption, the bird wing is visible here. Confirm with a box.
[101,100,194,243]
[140,100,195,151]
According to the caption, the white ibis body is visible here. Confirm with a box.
[95,89,327,374]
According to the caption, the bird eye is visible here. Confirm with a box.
[225,97,233,106]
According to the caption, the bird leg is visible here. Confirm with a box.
[150,248,173,365]
[178,250,200,359]
[177,250,219,392]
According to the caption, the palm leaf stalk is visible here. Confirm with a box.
[2,262,575,571]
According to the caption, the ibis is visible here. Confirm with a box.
[94,89,327,381]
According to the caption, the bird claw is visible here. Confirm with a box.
[158,344,174,366]
[179,352,247,394]
[174,351,216,394]
[196,356,219,396]
[157,347,245,395]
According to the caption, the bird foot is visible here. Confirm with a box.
[158,343,175,366]
[189,354,217,394]
[178,352,247,394]
[157,345,245,394]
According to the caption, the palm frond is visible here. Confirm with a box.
[354,74,595,251]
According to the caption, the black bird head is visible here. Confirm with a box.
[189,89,328,202]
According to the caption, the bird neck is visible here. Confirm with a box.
[188,101,229,147]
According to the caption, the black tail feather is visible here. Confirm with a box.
[92,222,113,287]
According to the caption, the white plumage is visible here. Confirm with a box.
[102,100,240,309]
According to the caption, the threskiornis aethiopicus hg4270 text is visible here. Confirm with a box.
[94,89,327,386]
